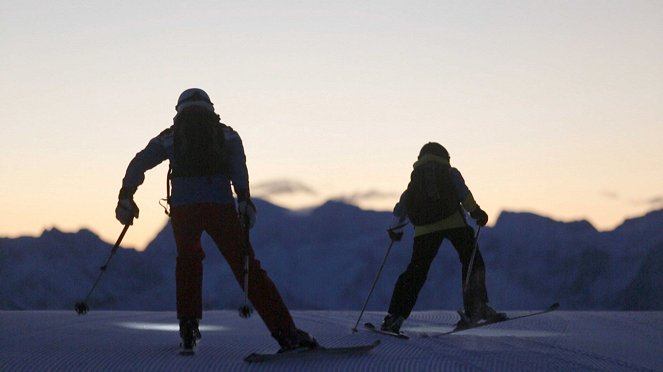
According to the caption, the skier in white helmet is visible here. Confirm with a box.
[116,88,318,353]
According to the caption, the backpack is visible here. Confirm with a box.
[405,161,460,225]
[171,108,228,178]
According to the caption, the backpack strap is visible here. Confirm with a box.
[159,165,172,216]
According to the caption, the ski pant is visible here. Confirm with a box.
[170,203,295,333]
[387,226,489,319]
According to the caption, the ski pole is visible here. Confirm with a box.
[351,235,398,333]
[238,214,253,318]
[463,226,482,292]
[75,224,130,315]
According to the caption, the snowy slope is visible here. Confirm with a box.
[1,310,661,371]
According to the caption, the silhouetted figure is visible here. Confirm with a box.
[382,142,505,333]
[116,88,317,353]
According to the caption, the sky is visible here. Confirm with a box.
[1,1,662,250]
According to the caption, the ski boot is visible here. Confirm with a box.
[183,318,202,340]
[380,313,405,333]
[458,304,507,328]
[179,318,200,354]
[194,322,202,341]
[272,327,319,353]
[481,304,507,323]
[455,310,475,330]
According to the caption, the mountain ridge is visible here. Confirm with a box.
[1,200,661,311]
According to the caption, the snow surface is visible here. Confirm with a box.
[1,310,661,371]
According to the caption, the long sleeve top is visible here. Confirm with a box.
[394,155,480,237]
[120,125,249,205]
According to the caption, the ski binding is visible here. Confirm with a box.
[364,322,409,339]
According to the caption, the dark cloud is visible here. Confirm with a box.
[645,196,663,206]
[252,179,317,196]
[600,191,663,207]
[600,191,620,200]
[332,190,400,204]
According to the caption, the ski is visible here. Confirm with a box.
[244,339,380,363]
[436,302,560,336]
[364,322,409,339]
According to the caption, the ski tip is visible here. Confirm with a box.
[550,302,560,310]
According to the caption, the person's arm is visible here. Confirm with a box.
[387,191,410,241]
[224,127,249,197]
[225,127,256,228]
[451,168,488,226]
[115,131,170,225]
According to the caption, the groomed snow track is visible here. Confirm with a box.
[1,310,661,371]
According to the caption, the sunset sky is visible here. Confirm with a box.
[1,1,661,249]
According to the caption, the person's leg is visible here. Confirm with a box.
[203,204,296,333]
[447,227,489,318]
[171,205,206,321]
[387,231,445,320]
[204,204,317,350]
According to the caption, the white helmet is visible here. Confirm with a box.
[176,88,214,113]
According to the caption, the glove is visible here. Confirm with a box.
[470,207,488,227]
[236,189,256,229]
[238,199,257,229]
[387,215,409,242]
[115,198,139,225]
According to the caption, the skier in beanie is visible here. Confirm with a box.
[381,142,505,333]
[115,88,317,353]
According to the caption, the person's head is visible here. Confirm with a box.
[418,142,450,160]
[176,88,214,113]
